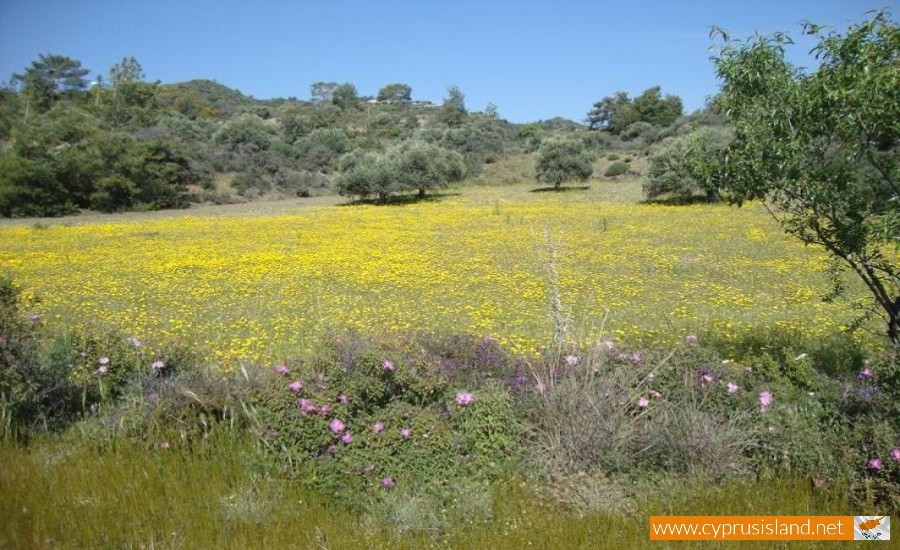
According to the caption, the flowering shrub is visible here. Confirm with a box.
[250,335,522,501]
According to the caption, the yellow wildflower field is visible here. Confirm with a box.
[0,183,863,364]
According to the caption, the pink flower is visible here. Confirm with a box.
[637,397,650,409]
[758,391,774,412]
[649,390,662,399]
[151,360,165,370]
[287,380,304,392]
[273,364,290,376]
[700,373,714,384]
[96,365,108,375]
[889,448,900,462]
[867,457,883,471]
[297,398,317,413]
[726,382,740,395]
[631,351,643,365]
[454,391,474,406]
[381,476,395,489]
[318,404,331,416]
[98,356,110,366]
[329,419,345,434]
[337,393,350,404]
[858,366,874,381]
[400,427,412,439]
[373,421,385,433]
[381,359,395,372]
[685,334,698,345]
[340,431,353,444]
[565,355,579,367]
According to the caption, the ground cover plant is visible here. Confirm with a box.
[0,182,865,364]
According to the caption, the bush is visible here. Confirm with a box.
[604,162,628,177]
[249,335,522,501]
[643,127,731,202]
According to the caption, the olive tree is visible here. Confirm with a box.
[535,134,595,188]
[713,11,900,343]
[393,140,465,197]
[643,127,731,202]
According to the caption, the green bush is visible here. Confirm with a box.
[604,162,628,177]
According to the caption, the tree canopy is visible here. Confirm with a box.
[713,10,900,343]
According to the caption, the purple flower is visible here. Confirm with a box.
[337,393,350,404]
[400,427,412,439]
[329,419,345,434]
[637,397,650,409]
[758,391,774,412]
[858,366,874,381]
[685,334,698,345]
[318,404,331,416]
[889,448,900,462]
[564,355,579,367]
[381,359,395,372]
[867,457,883,471]
[273,364,290,376]
[340,431,353,444]
[726,382,740,395]
[381,476,395,490]
[151,360,165,370]
[373,421,385,434]
[287,380,304,392]
[454,391,475,406]
[297,398,317,413]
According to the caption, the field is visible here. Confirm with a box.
[0,180,863,366]
[4,179,894,549]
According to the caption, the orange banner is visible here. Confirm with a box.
[649,516,855,541]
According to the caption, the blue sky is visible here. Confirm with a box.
[0,0,893,123]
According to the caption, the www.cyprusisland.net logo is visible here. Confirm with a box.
[854,516,891,541]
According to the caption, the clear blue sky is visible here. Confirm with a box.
[0,0,893,123]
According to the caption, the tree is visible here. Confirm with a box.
[586,88,683,133]
[310,81,339,103]
[586,91,629,130]
[392,140,466,197]
[12,54,90,115]
[109,57,145,87]
[712,11,900,343]
[438,85,467,127]
[631,86,683,128]
[377,83,412,103]
[337,149,396,201]
[535,134,596,188]
[331,82,358,109]
[643,127,731,202]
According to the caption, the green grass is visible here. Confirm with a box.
[0,434,854,549]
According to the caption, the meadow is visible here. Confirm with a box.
[0,181,862,365]
[2,179,896,549]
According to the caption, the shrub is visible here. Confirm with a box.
[604,162,628,177]
[535,134,595,188]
